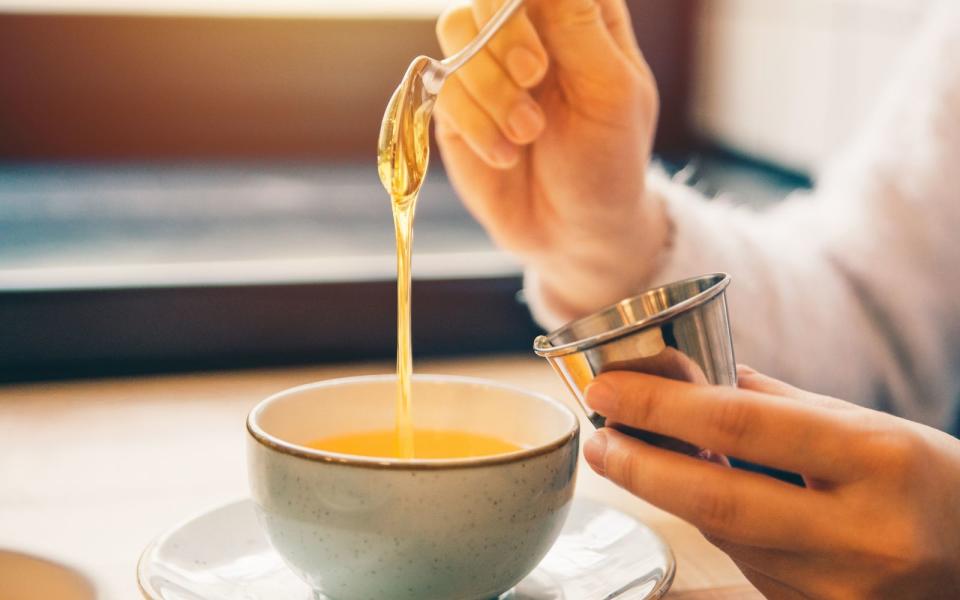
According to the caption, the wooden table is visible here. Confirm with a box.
[0,355,760,599]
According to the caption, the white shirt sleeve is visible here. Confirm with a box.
[526,1,960,429]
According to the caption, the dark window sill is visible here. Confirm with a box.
[0,162,540,382]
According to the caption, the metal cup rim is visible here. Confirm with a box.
[533,273,732,358]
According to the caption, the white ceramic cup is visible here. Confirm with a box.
[246,374,580,600]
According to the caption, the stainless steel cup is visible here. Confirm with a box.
[534,273,736,453]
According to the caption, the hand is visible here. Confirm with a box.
[434,0,668,317]
[583,366,960,599]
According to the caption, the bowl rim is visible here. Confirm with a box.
[533,273,731,358]
[246,374,580,470]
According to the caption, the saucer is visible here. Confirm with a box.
[137,496,675,600]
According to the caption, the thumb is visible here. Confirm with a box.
[524,0,634,84]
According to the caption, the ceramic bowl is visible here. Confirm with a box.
[246,375,580,600]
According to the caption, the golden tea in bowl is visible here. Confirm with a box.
[308,429,521,459]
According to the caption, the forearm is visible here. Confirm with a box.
[528,167,956,428]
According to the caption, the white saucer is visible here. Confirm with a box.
[137,496,675,600]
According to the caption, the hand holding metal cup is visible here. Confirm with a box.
[534,274,736,455]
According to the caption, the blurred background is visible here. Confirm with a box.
[0,0,932,381]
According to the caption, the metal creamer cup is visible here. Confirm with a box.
[534,273,736,440]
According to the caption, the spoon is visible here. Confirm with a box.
[419,0,525,95]
[378,0,525,200]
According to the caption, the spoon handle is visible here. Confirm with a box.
[439,0,525,75]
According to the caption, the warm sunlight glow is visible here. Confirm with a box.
[0,0,450,17]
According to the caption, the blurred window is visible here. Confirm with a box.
[0,0,535,379]
[0,0,808,380]
[691,0,935,173]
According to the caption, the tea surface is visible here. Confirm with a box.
[308,429,522,459]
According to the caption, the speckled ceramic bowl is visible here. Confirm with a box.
[246,375,580,600]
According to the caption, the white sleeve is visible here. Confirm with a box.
[527,2,960,429]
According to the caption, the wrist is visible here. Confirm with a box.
[527,181,674,321]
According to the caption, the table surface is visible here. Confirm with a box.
[0,354,761,599]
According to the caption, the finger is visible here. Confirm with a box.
[472,0,549,88]
[593,0,648,70]
[736,364,806,399]
[584,429,833,549]
[587,372,864,480]
[437,5,546,145]
[524,0,633,83]
[735,563,810,600]
[435,117,538,253]
[434,76,520,169]
[737,371,864,498]
[738,364,858,411]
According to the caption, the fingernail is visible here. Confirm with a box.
[585,380,618,417]
[489,139,519,168]
[583,431,608,476]
[506,47,546,87]
[507,101,545,143]
[698,449,729,467]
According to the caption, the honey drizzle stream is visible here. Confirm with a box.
[391,199,416,459]
[377,58,435,459]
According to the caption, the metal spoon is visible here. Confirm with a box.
[420,0,525,95]
[378,0,525,198]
